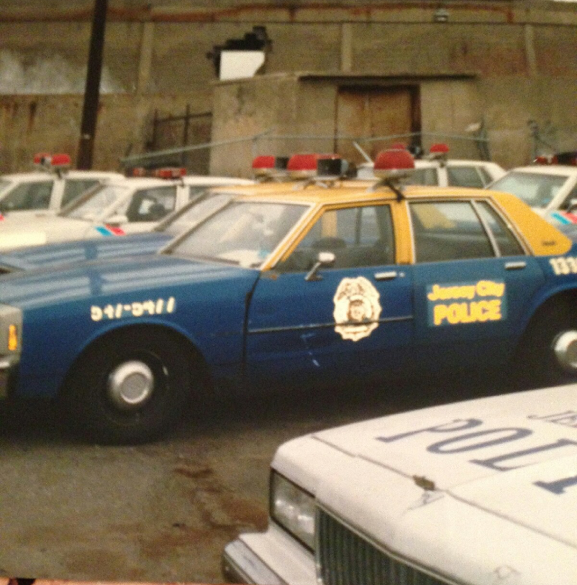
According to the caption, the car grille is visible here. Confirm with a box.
[317,509,451,585]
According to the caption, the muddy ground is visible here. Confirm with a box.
[0,375,510,583]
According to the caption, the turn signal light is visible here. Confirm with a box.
[8,324,18,352]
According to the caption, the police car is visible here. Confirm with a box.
[356,143,505,188]
[0,150,575,444]
[0,186,241,273]
[0,153,122,217]
[0,170,253,251]
[222,383,577,585]
[489,153,577,216]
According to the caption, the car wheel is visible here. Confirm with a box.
[520,302,577,388]
[61,328,193,444]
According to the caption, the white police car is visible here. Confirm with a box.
[356,143,505,188]
[0,170,253,251]
[489,154,577,215]
[223,384,577,585]
[0,153,122,217]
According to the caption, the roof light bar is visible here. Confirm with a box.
[287,153,345,180]
[33,152,72,170]
[153,167,187,179]
[252,155,290,180]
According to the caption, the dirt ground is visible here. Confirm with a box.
[0,376,509,583]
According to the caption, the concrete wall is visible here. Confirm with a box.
[0,1,576,175]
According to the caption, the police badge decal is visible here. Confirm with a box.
[333,276,382,341]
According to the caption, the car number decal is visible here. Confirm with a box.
[91,297,176,321]
[333,277,382,342]
[549,256,577,275]
[427,280,506,326]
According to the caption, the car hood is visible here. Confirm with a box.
[279,386,577,551]
[0,216,88,250]
[0,232,172,272]
[0,253,257,309]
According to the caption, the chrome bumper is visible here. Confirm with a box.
[0,357,17,399]
[222,539,286,585]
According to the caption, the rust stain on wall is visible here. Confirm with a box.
[0,3,517,24]
[27,102,37,132]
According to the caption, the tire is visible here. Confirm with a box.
[518,302,577,388]
[60,328,193,444]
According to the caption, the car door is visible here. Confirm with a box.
[410,198,546,369]
[245,202,415,388]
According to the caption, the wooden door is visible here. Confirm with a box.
[335,85,420,163]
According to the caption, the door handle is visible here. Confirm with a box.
[505,261,527,270]
[374,271,398,281]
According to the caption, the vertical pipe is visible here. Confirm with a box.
[77,0,108,169]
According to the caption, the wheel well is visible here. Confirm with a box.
[60,323,211,397]
[526,290,577,331]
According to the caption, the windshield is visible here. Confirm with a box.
[63,184,129,220]
[0,179,12,196]
[157,192,234,236]
[491,171,568,208]
[167,201,308,268]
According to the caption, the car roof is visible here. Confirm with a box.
[503,165,577,177]
[0,170,123,182]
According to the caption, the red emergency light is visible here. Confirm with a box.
[33,152,72,170]
[251,155,289,179]
[287,153,344,179]
[153,167,186,179]
[373,148,415,177]
[371,148,415,199]
[428,143,450,162]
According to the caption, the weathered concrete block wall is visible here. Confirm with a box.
[0,1,575,175]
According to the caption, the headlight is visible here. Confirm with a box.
[270,471,316,550]
[0,304,22,355]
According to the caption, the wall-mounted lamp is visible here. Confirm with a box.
[433,7,449,22]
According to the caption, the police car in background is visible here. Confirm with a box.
[489,152,577,216]
[355,143,505,188]
[0,182,252,273]
[0,170,253,252]
[222,383,577,585]
[0,153,122,217]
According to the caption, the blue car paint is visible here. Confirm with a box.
[0,254,259,398]
[0,232,172,272]
[3,238,577,403]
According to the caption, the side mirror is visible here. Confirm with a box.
[105,214,128,226]
[305,251,336,281]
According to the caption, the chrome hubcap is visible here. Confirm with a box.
[107,360,155,410]
[553,331,577,373]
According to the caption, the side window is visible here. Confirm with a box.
[0,181,53,211]
[408,168,438,186]
[410,201,494,262]
[476,201,525,256]
[62,179,100,207]
[279,205,395,272]
[447,167,485,188]
[123,187,177,222]
[188,186,211,200]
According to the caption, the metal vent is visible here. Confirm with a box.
[317,509,451,585]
